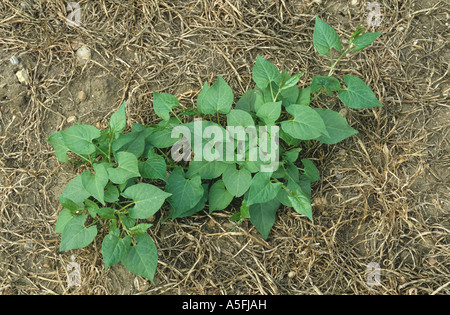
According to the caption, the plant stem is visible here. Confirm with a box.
[171,109,183,124]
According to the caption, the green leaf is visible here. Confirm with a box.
[280,72,304,91]
[283,148,302,163]
[301,158,320,182]
[96,207,116,219]
[129,223,153,236]
[208,180,234,213]
[314,108,359,144]
[256,101,282,125]
[166,168,204,217]
[122,234,158,282]
[112,127,153,158]
[109,101,127,134]
[235,89,258,112]
[107,152,140,185]
[249,198,280,239]
[104,182,119,203]
[47,132,69,163]
[252,55,282,89]
[60,175,91,204]
[296,87,311,106]
[281,105,329,140]
[247,172,282,206]
[226,109,255,129]
[285,185,313,221]
[102,229,132,270]
[313,16,342,55]
[338,75,382,109]
[60,125,100,155]
[59,214,97,251]
[122,183,172,219]
[153,92,180,121]
[222,164,252,197]
[311,76,341,95]
[197,76,234,115]
[84,199,99,218]
[138,151,167,181]
[187,160,227,180]
[55,209,74,233]
[352,32,381,52]
[81,163,109,205]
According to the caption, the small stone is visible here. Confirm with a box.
[312,0,322,4]
[16,69,30,85]
[351,0,358,6]
[67,115,77,123]
[77,90,86,101]
[76,45,91,65]
[288,271,296,279]
[43,263,50,268]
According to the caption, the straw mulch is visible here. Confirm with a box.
[0,0,448,295]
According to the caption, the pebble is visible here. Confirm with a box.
[67,115,77,123]
[288,271,296,279]
[16,69,30,85]
[351,0,358,6]
[77,90,87,101]
[76,45,91,65]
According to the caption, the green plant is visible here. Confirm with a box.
[47,17,381,282]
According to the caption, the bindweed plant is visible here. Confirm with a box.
[48,17,381,282]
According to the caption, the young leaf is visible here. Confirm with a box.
[256,101,282,125]
[285,185,313,221]
[235,89,258,112]
[153,92,180,121]
[281,105,329,140]
[247,172,282,206]
[280,72,304,91]
[138,151,167,181]
[252,55,282,89]
[60,125,100,155]
[102,229,132,270]
[300,158,320,182]
[122,233,158,282]
[60,175,91,204]
[313,108,358,144]
[166,168,204,217]
[310,76,341,95]
[107,151,140,185]
[84,199,99,218]
[81,163,109,205]
[96,207,116,220]
[196,76,234,115]
[109,101,127,134]
[338,75,382,109]
[121,183,172,219]
[47,132,69,163]
[59,214,97,251]
[352,32,381,52]
[208,180,234,213]
[222,164,252,197]
[104,182,119,203]
[313,16,342,55]
[249,198,280,240]
[227,109,255,129]
[296,87,311,106]
[187,160,228,180]
[55,209,74,233]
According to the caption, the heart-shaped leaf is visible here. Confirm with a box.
[121,183,172,219]
[59,214,97,251]
[81,163,109,205]
[108,151,140,184]
[61,125,100,155]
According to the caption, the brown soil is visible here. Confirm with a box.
[0,0,448,295]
